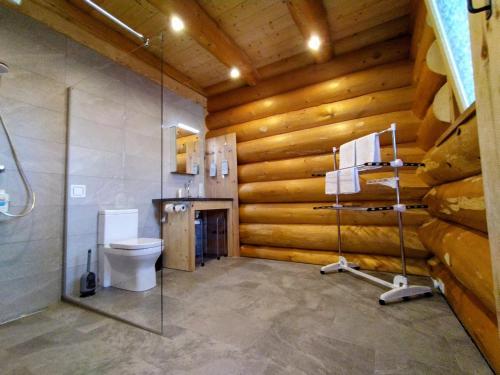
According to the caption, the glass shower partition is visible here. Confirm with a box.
[63,33,164,334]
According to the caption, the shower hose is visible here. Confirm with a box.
[0,113,36,217]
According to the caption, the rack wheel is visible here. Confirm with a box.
[425,292,433,298]
[338,269,343,273]
[379,299,386,305]
[320,270,325,274]
[201,263,205,267]
[217,256,220,260]
[403,296,410,301]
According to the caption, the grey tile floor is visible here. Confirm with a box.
[0,258,493,374]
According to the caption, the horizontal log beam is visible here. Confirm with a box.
[207,37,410,112]
[428,261,500,372]
[207,86,415,142]
[413,26,435,85]
[237,143,425,183]
[237,111,420,164]
[412,63,446,119]
[240,202,430,226]
[148,0,259,86]
[423,175,487,233]
[241,245,430,276]
[240,224,429,258]
[419,219,494,313]
[417,116,481,186]
[416,105,450,151]
[286,0,333,63]
[239,173,429,203]
[409,0,427,60]
[206,61,413,129]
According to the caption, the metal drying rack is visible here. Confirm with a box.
[314,123,433,305]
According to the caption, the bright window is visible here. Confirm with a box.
[427,0,476,110]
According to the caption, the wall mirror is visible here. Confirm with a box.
[169,123,201,175]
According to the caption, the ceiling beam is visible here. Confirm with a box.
[0,0,206,104]
[286,0,333,64]
[147,0,260,86]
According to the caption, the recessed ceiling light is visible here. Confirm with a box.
[308,35,321,51]
[229,67,240,79]
[171,15,185,32]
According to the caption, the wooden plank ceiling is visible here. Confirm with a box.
[5,0,413,98]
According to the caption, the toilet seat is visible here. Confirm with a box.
[104,246,161,257]
[110,237,163,250]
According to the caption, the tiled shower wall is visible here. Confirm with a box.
[0,6,205,322]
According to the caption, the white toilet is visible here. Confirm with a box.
[97,209,163,292]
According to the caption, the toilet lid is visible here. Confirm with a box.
[110,237,163,250]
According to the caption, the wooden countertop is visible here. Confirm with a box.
[153,198,233,203]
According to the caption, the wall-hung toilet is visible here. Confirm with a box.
[98,209,162,292]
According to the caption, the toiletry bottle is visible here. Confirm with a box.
[0,189,9,213]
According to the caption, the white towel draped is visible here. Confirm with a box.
[355,133,381,170]
[325,168,360,195]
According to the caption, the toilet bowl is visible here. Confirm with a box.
[100,238,163,291]
[97,209,163,292]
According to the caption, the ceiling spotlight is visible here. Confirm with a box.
[229,67,241,79]
[171,15,185,32]
[308,35,321,51]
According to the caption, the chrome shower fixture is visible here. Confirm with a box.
[0,61,9,74]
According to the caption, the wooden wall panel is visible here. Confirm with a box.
[204,133,240,255]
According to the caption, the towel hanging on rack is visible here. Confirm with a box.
[355,133,381,170]
[325,168,360,195]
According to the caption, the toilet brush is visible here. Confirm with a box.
[80,249,96,297]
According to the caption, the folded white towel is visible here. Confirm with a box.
[339,139,356,169]
[325,168,360,195]
[355,133,381,170]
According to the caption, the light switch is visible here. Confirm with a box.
[71,184,86,198]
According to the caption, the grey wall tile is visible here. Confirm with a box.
[0,270,61,323]
[0,95,66,144]
[124,110,161,137]
[0,134,66,174]
[0,238,63,282]
[66,205,100,237]
[69,116,124,154]
[0,65,66,112]
[65,233,98,269]
[0,7,67,83]
[67,176,125,207]
[69,88,126,128]
[68,145,124,179]
[6,171,64,207]
[0,205,64,245]
[124,154,160,182]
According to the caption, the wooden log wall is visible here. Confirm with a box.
[410,2,497,368]
[206,38,432,275]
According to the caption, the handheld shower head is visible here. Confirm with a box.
[0,62,9,74]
